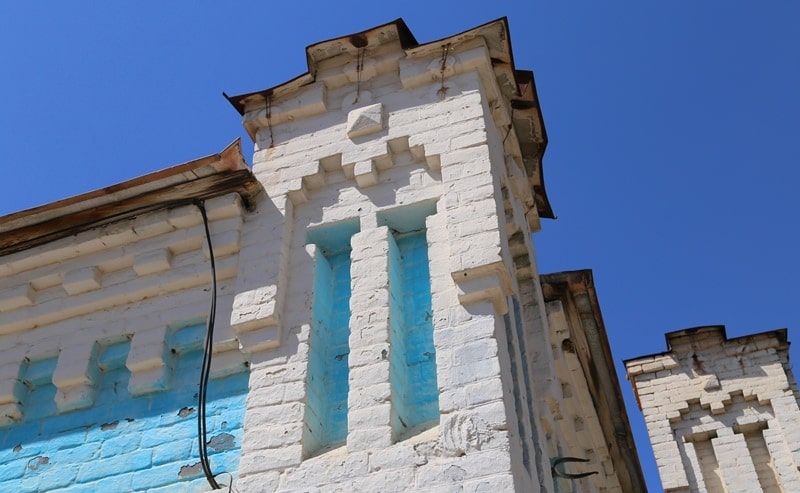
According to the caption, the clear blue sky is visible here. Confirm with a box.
[2,2,799,490]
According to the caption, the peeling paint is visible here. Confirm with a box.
[0,323,248,491]
[27,456,49,470]
[100,420,119,431]
[208,432,235,451]
[178,462,203,478]
[178,406,195,417]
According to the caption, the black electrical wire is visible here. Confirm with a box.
[216,472,237,493]
[195,200,222,490]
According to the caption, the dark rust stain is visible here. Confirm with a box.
[349,33,368,48]
[692,353,706,374]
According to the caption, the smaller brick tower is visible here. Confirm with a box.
[626,326,800,492]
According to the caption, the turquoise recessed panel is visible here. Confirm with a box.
[0,325,249,492]
[389,230,439,439]
[304,247,352,456]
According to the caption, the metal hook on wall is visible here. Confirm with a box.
[551,456,598,480]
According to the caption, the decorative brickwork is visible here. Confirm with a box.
[0,324,248,492]
[627,326,800,492]
[0,18,646,492]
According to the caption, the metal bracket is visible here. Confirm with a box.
[551,456,598,480]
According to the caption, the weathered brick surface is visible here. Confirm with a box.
[0,19,633,493]
[0,194,251,491]
[0,324,248,493]
[627,327,800,491]
[229,17,636,492]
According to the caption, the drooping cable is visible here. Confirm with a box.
[216,472,237,493]
[195,200,222,490]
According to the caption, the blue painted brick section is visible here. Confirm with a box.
[0,324,249,492]
[151,439,193,466]
[76,450,153,483]
[131,461,189,490]
[37,463,80,491]
[100,432,143,458]
[65,474,134,493]
[391,231,439,436]
[305,245,352,456]
[22,358,58,387]
[0,461,25,482]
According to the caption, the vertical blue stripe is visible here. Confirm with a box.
[305,246,352,456]
[390,231,439,439]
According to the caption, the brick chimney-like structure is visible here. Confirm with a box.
[626,326,800,492]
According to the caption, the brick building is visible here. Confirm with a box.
[0,19,646,491]
[625,326,800,492]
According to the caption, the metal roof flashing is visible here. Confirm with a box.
[0,139,261,257]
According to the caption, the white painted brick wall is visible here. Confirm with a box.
[0,20,634,493]
[627,328,800,491]
[0,193,249,418]
[233,32,553,491]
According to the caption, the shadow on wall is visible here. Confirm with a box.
[0,323,249,492]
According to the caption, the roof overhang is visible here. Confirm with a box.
[0,139,262,257]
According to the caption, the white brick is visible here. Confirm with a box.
[64,267,102,295]
[52,342,99,411]
[346,103,384,138]
[0,19,587,493]
[353,160,378,188]
[0,283,34,311]
[133,248,172,276]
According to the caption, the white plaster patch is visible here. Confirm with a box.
[347,103,384,139]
